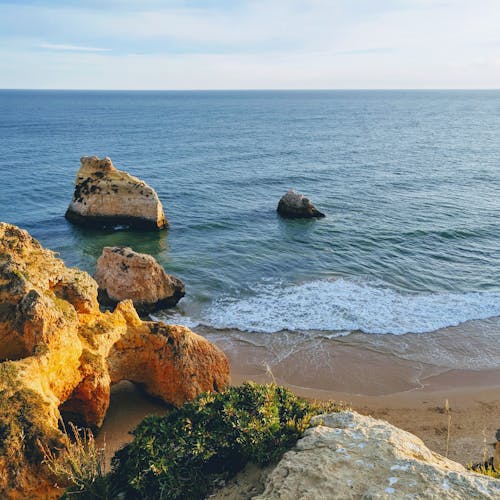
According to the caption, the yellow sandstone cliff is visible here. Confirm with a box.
[0,223,229,498]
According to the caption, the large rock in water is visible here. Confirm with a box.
[65,156,168,230]
[256,411,500,499]
[0,223,229,498]
[95,246,185,314]
[277,189,325,218]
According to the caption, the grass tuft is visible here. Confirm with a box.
[38,421,111,499]
[469,462,500,480]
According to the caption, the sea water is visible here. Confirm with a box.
[1,90,499,369]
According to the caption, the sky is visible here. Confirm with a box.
[0,0,500,89]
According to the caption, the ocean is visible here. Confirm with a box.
[1,89,500,378]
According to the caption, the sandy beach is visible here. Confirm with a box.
[97,321,500,468]
[209,322,500,466]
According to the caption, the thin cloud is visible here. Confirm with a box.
[0,0,497,89]
[39,43,110,52]
[337,47,395,55]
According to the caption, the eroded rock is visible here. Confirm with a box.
[65,156,168,230]
[277,189,325,218]
[0,223,229,498]
[95,246,185,314]
[256,411,500,499]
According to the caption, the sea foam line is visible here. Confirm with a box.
[202,278,500,335]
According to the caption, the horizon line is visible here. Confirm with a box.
[1,87,500,92]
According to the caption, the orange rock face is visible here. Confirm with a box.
[95,246,185,314]
[109,316,228,406]
[0,223,230,498]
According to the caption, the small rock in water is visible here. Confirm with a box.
[277,189,325,218]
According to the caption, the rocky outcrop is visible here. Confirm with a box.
[65,156,168,230]
[277,189,325,218]
[95,246,185,314]
[0,223,229,498]
[256,411,500,499]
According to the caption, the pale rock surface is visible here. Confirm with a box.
[256,411,500,499]
[277,189,325,218]
[0,223,229,498]
[95,246,185,313]
[65,156,168,230]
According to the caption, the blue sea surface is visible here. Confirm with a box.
[1,90,500,337]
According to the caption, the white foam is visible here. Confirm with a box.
[150,312,200,329]
[203,278,500,334]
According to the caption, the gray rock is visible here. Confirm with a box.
[277,189,325,218]
[256,411,500,499]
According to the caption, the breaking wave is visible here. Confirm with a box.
[202,278,500,334]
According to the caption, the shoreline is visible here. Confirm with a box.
[205,323,500,466]
[96,326,500,467]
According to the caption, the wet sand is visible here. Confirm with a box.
[207,323,500,466]
[96,321,500,467]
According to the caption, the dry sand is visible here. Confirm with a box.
[96,324,500,469]
[95,381,169,467]
[216,327,500,466]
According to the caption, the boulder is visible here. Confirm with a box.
[95,246,185,314]
[65,156,168,230]
[277,189,325,218]
[0,223,229,498]
[256,411,500,499]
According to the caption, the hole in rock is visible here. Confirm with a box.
[97,381,171,466]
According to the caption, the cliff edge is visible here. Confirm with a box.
[0,223,229,498]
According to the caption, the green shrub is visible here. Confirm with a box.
[109,382,340,499]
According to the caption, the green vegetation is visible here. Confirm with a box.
[110,382,339,499]
[11,268,27,281]
[467,428,500,480]
[469,462,500,480]
[0,387,63,488]
[46,383,339,499]
[0,361,19,385]
[40,422,112,499]
[477,464,500,479]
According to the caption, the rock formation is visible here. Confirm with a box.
[65,156,168,230]
[95,246,185,314]
[256,411,500,499]
[0,223,229,498]
[277,189,325,218]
